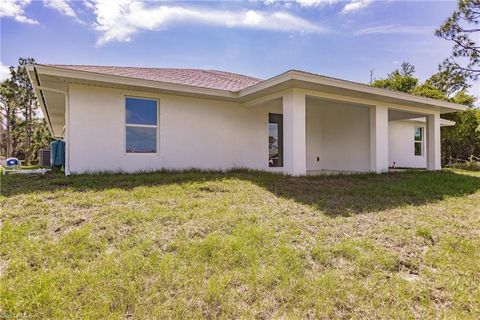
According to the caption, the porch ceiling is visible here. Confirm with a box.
[27,70,67,138]
[388,109,455,126]
[388,109,423,121]
[306,96,369,109]
[238,71,467,114]
[43,90,65,137]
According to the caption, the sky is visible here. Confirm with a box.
[0,0,478,97]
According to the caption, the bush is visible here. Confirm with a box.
[450,156,480,171]
[452,161,480,171]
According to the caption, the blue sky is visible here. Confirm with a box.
[1,0,478,96]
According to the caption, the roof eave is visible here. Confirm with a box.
[26,65,58,138]
[30,65,468,115]
[405,117,456,127]
[441,119,456,126]
[238,70,468,113]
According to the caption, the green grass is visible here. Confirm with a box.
[1,169,480,318]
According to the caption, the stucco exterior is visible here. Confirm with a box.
[388,120,427,168]
[69,84,270,173]
[306,100,370,172]
[28,64,466,175]
[67,84,430,174]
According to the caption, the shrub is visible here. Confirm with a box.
[451,156,480,171]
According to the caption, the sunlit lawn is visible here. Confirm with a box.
[1,169,479,318]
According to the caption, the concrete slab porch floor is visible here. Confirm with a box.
[307,168,428,175]
[307,170,364,175]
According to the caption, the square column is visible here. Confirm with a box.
[370,105,389,173]
[427,113,441,171]
[283,89,306,176]
[64,93,71,176]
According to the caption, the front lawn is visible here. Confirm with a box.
[1,170,480,318]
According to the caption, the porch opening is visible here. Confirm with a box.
[306,97,370,174]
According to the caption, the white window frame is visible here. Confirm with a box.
[124,96,159,155]
[414,126,424,157]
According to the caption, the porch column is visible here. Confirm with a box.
[426,113,441,171]
[283,89,306,176]
[370,105,389,173]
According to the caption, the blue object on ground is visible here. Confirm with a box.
[6,157,20,167]
[50,140,65,167]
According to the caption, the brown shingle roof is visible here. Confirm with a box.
[47,64,262,92]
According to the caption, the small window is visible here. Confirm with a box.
[414,127,423,156]
[126,97,158,153]
[269,113,283,167]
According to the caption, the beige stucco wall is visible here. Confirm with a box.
[388,120,427,168]
[306,103,323,171]
[68,84,280,173]
[67,83,426,174]
[306,100,371,172]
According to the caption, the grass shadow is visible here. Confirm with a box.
[1,169,479,216]
[251,170,480,216]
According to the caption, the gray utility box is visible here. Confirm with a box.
[38,149,51,167]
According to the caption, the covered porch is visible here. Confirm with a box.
[251,89,443,176]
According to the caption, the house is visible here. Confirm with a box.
[26,64,466,176]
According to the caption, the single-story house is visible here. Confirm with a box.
[26,64,466,176]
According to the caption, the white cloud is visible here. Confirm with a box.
[90,0,326,46]
[250,0,277,5]
[355,24,434,35]
[0,0,38,24]
[0,62,11,82]
[287,0,375,12]
[0,0,80,24]
[295,0,338,7]
[259,0,338,7]
[43,0,77,18]
[342,0,373,13]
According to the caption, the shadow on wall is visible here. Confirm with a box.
[1,169,479,216]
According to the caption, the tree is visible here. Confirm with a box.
[424,62,471,97]
[408,68,479,164]
[441,91,480,163]
[0,58,51,164]
[436,0,480,79]
[410,81,448,100]
[371,63,479,164]
[13,58,38,164]
[371,62,419,93]
[0,78,19,158]
[411,64,469,100]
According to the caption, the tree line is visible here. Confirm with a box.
[0,58,50,165]
[0,0,479,166]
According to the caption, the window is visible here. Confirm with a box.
[269,113,283,167]
[125,97,158,153]
[414,126,423,156]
